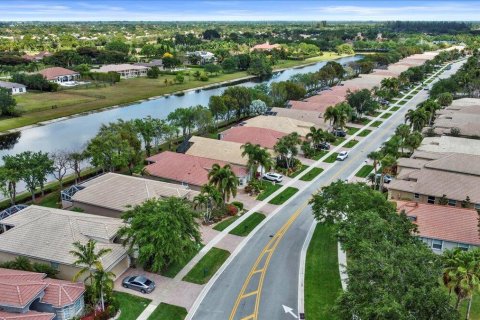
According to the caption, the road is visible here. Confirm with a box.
[189,60,465,320]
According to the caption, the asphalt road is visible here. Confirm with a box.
[190,60,465,320]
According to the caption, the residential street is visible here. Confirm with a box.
[189,60,465,320]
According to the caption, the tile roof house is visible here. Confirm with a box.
[22,52,52,62]
[219,126,286,149]
[396,201,480,253]
[37,68,79,83]
[418,136,480,156]
[250,42,281,52]
[432,113,480,137]
[0,81,26,95]
[63,173,199,218]
[185,136,250,166]
[145,151,250,189]
[388,153,480,210]
[269,108,327,127]
[0,268,85,320]
[242,115,315,137]
[0,206,130,282]
[90,64,148,78]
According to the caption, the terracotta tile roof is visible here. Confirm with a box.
[72,173,198,211]
[219,126,286,149]
[0,311,54,320]
[145,151,248,188]
[396,201,480,246]
[0,280,46,308]
[0,268,45,282]
[37,67,78,80]
[251,42,280,51]
[42,278,85,308]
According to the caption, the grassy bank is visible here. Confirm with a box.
[2,52,346,133]
[305,224,342,319]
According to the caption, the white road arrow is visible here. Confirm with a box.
[282,305,298,319]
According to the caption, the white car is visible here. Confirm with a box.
[337,151,349,161]
[263,172,283,183]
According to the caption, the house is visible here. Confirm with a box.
[186,51,215,65]
[388,152,480,210]
[0,206,130,281]
[22,51,52,62]
[0,81,26,95]
[0,268,85,320]
[417,136,480,156]
[396,201,480,253]
[62,173,198,218]
[90,64,148,78]
[37,68,80,84]
[185,136,251,166]
[242,115,316,137]
[219,126,286,149]
[250,42,281,52]
[134,59,163,69]
[145,151,250,189]
[269,107,327,127]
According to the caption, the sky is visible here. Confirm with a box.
[0,0,480,21]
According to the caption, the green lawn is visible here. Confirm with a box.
[358,129,372,137]
[331,137,346,146]
[37,191,61,208]
[305,224,342,320]
[380,112,393,119]
[147,303,187,320]
[390,106,401,111]
[370,120,383,127]
[183,247,230,285]
[160,246,202,278]
[324,153,339,163]
[346,127,359,135]
[229,212,266,236]
[360,118,371,125]
[312,150,328,160]
[114,292,151,320]
[344,140,358,148]
[213,216,239,231]
[371,111,382,117]
[300,167,324,181]
[269,187,299,205]
[355,164,374,178]
[256,182,282,201]
[398,100,408,105]
[289,164,308,178]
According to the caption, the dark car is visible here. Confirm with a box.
[315,142,330,150]
[122,275,156,294]
[332,129,346,137]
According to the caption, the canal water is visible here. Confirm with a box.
[0,55,362,158]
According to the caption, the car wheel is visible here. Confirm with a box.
[141,289,146,294]
[122,284,128,288]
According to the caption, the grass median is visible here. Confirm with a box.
[323,153,338,163]
[300,167,324,181]
[114,292,151,320]
[380,112,393,119]
[305,224,342,320]
[355,164,374,178]
[213,216,239,231]
[229,212,266,236]
[268,187,299,205]
[344,139,358,148]
[147,303,187,320]
[183,247,231,285]
[346,127,359,135]
[358,129,372,137]
[256,181,282,201]
[370,120,383,127]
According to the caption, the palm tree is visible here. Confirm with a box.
[367,151,383,177]
[208,164,239,203]
[94,266,115,311]
[306,126,325,147]
[194,184,222,223]
[405,109,428,132]
[422,99,441,125]
[70,240,112,286]
[405,131,423,154]
[241,143,273,179]
[323,106,338,127]
[380,77,400,98]
[395,124,411,155]
[379,155,396,191]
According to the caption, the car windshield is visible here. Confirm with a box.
[144,279,152,285]
[135,276,147,284]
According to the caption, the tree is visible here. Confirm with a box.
[221,57,237,73]
[422,99,441,125]
[395,124,411,155]
[86,130,133,172]
[175,73,185,84]
[134,116,157,156]
[437,92,453,107]
[249,99,268,116]
[118,197,202,273]
[241,142,273,179]
[405,131,423,154]
[204,63,221,75]
[0,155,22,204]
[222,86,252,119]
[379,154,396,191]
[194,184,222,224]
[208,164,239,203]
[147,66,160,79]
[15,151,54,201]
[274,132,301,170]
[167,107,196,141]
[105,40,130,54]
[50,150,69,190]
[380,77,400,99]
[336,43,354,55]
[94,265,115,312]
[405,108,428,131]
[208,95,227,123]
[367,151,383,177]
[247,55,272,78]
[347,89,378,118]
[0,88,17,116]
[67,150,86,184]
[70,239,112,286]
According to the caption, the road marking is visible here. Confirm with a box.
[282,305,298,319]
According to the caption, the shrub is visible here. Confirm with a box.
[226,204,238,216]
[231,201,244,211]
[147,66,160,79]
[450,127,461,137]
[200,74,209,81]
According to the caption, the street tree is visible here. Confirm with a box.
[208,164,239,203]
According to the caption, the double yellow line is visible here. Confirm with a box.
[229,202,309,320]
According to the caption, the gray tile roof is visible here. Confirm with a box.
[0,81,26,89]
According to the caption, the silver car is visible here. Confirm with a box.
[122,275,155,294]
[263,172,283,183]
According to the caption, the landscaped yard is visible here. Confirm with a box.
[256,181,282,201]
[300,167,324,181]
[305,224,342,320]
[160,246,202,278]
[289,164,308,178]
[269,187,299,205]
[344,139,358,148]
[358,129,372,137]
[147,303,187,320]
[355,164,374,178]
[183,247,230,285]
[312,150,328,160]
[323,153,338,163]
[380,112,392,119]
[370,120,383,127]
[229,212,266,236]
[114,292,151,320]
[213,216,239,231]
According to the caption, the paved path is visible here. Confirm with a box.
[187,59,466,320]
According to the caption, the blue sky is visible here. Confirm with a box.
[0,0,479,21]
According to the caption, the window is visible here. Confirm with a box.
[448,199,457,206]
[432,239,443,250]
[458,243,469,251]
[427,196,435,204]
[50,262,59,270]
[475,203,480,210]
[414,193,420,199]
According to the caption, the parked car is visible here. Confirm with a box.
[315,142,330,150]
[332,129,346,137]
[122,275,156,294]
[337,151,349,161]
[263,172,283,183]
[375,174,392,183]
